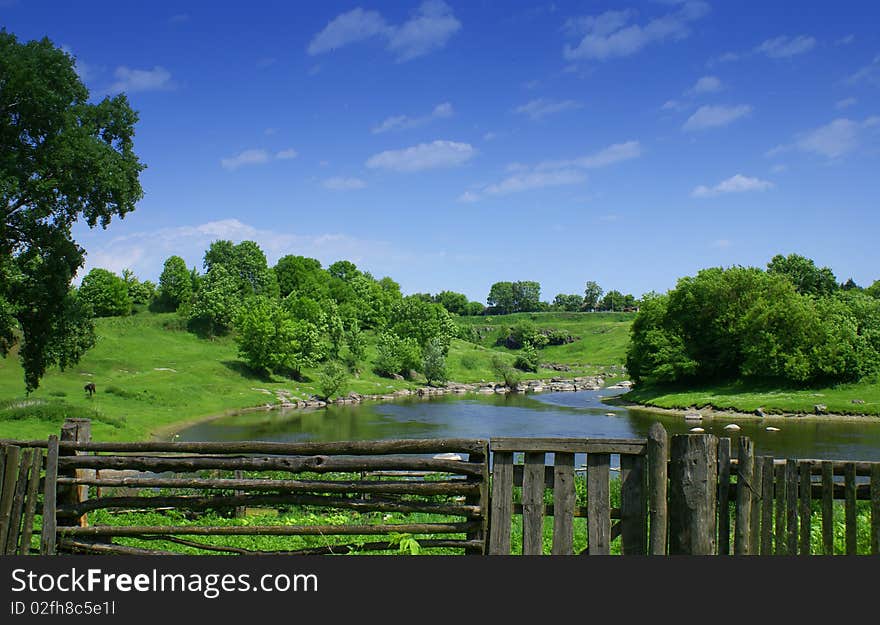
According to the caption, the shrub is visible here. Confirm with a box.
[317,360,348,400]
[374,332,421,378]
[514,343,539,372]
[491,354,522,389]
[422,338,448,386]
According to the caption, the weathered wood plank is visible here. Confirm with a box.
[40,436,59,555]
[669,435,717,555]
[620,454,647,555]
[488,451,513,555]
[871,463,880,556]
[490,437,646,455]
[785,459,798,555]
[58,522,477,537]
[19,449,43,555]
[734,437,754,555]
[717,438,731,556]
[587,453,611,555]
[821,461,834,556]
[0,445,21,553]
[5,449,33,555]
[845,462,857,555]
[750,456,763,554]
[464,442,490,555]
[647,423,668,556]
[522,452,546,555]
[551,453,575,555]
[799,460,812,555]
[760,456,774,556]
[774,462,786,555]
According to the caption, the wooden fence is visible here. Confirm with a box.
[2,419,880,555]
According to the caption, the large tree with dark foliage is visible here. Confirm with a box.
[0,32,145,391]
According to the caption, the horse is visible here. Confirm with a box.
[84,382,96,397]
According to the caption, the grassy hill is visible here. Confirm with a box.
[0,310,635,441]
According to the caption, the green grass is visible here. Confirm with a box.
[625,377,880,416]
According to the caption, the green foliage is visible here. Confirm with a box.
[122,269,155,305]
[422,338,448,386]
[491,354,522,389]
[865,280,880,300]
[598,290,636,312]
[0,32,145,391]
[374,332,421,378]
[504,320,548,349]
[343,320,367,372]
[283,294,326,329]
[317,360,348,400]
[487,280,542,314]
[78,268,132,317]
[388,296,457,352]
[205,240,279,300]
[158,255,193,312]
[553,293,584,312]
[189,265,240,336]
[273,255,327,299]
[583,281,603,310]
[434,290,469,315]
[513,343,539,372]
[463,301,486,316]
[767,253,838,297]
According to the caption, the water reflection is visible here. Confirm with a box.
[176,388,880,461]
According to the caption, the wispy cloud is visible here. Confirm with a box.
[688,75,723,94]
[307,1,461,62]
[691,174,773,198]
[847,54,880,86]
[563,1,710,61]
[755,35,816,58]
[105,65,174,95]
[835,97,857,110]
[372,102,453,134]
[514,98,582,120]
[768,117,880,159]
[322,177,367,190]
[366,140,475,172]
[221,147,298,171]
[461,140,640,201]
[683,104,752,131]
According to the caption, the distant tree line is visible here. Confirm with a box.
[627,254,880,387]
[484,279,639,314]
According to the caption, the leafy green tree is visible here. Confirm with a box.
[274,255,328,299]
[512,281,541,312]
[864,280,880,299]
[487,281,515,314]
[490,354,522,389]
[841,278,861,291]
[0,32,145,391]
[767,253,838,297]
[283,294,326,329]
[583,281,603,311]
[422,338,448,386]
[328,260,361,282]
[625,293,697,384]
[553,293,584,311]
[189,264,240,336]
[343,319,367,373]
[374,332,421,378]
[203,240,236,273]
[435,290,469,315]
[203,240,278,300]
[317,360,348,400]
[78,268,132,317]
[122,269,155,305]
[389,296,457,352]
[463,301,485,316]
[158,255,193,312]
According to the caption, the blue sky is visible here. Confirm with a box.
[3,1,879,302]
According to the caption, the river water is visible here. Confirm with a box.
[176,388,880,461]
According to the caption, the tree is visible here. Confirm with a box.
[767,253,838,297]
[583,281,603,311]
[274,255,327,299]
[158,255,193,312]
[317,360,348,400]
[422,338,448,386]
[553,293,584,312]
[868,280,880,300]
[78,268,132,317]
[0,32,145,391]
[328,260,361,282]
[389,296,457,353]
[435,290,469,315]
[487,281,515,314]
[512,281,541,312]
[463,301,485,316]
[122,269,155,305]
[374,332,421,378]
[599,290,626,311]
[189,264,239,336]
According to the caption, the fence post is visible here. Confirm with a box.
[647,423,668,555]
[734,437,754,555]
[668,433,718,555]
[59,418,92,529]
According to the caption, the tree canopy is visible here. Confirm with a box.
[0,32,145,390]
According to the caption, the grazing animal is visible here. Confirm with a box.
[84,382,96,397]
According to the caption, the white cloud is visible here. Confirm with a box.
[683,104,752,131]
[365,140,475,172]
[105,65,173,94]
[563,1,709,61]
[220,149,270,171]
[661,99,688,112]
[307,1,460,62]
[836,34,855,46]
[847,55,880,86]
[689,75,723,94]
[794,117,875,158]
[514,98,582,120]
[755,35,816,58]
[322,176,367,190]
[691,174,774,198]
[462,140,640,201]
[276,148,298,159]
[835,97,857,110]
[372,101,453,134]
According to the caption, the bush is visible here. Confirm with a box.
[78,268,132,317]
[514,343,539,372]
[374,332,422,378]
[491,354,522,389]
[422,338,448,386]
[317,360,348,400]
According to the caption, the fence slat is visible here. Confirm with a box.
[551,453,575,555]
[19,450,43,555]
[785,459,798,555]
[647,423,668,555]
[750,456,763,553]
[5,448,33,555]
[760,456,774,555]
[669,435,717,555]
[489,451,513,555]
[799,460,812,555]
[845,462,857,555]
[522,452,545,555]
[774,462,786,555]
[40,436,59,555]
[821,461,834,555]
[734,437,754,555]
[620,454,647,555]
[871,464,880,556]
[0,445,21,552]
[587,453,611,555]
[717,438,731,555]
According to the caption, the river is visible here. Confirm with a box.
[175,387,880,461]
